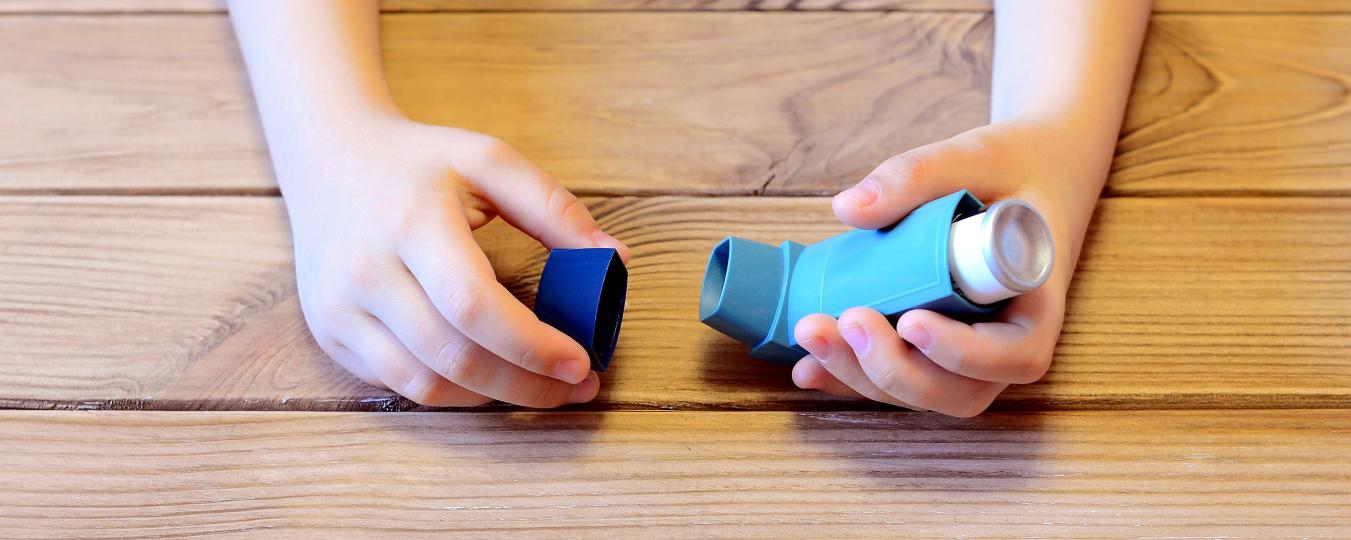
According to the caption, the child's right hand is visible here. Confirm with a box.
[790,118,1106,416]
[273,113,629,407]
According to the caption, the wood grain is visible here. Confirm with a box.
[0,15,274,195]
[3,0,1347,14]
[2,13,1348,196]
[0,409,1347,536]
[384,0,1351,13]
[1115,15,1351,196]
[2,196,1347,411]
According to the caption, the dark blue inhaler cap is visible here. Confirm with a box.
[533,248,628,372]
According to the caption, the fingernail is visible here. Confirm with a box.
[554,357,589,384]
[568,372,599,403]
[839,324,870,355]
[837,180,881,209]
[900,323,932,352]
[800,337,831,365]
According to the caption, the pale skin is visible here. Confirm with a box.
[228,0,1150,414]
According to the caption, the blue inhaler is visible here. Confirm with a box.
[698,190,1053,365]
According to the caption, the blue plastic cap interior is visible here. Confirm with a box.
[534,248,628,372]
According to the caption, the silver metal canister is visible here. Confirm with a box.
[947,199,1055,305]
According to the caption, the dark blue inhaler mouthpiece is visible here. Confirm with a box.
[534,248,628,372]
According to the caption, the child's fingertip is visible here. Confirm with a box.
[799,337,831,365]
[591,230,631,263]
[552,356,591,385]
[792,358,822,389]
[899,322,932,353]
[591,229,622,249]
[567,371,600,403]
[838,324,869,356]
[837,180,881,209]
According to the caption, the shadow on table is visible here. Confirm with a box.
[694,337,804,399]
[788,410,1052,492]
[377,409,607,463]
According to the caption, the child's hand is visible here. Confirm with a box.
[790,119,1102,417]
[278,115,629,407]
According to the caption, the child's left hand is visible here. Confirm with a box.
[790,118,1107,417]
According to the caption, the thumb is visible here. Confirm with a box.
[832,128,1016,230]
[457,137,630,264]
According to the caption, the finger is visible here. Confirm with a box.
[456,137,630,263]
[342,314,491,407]
[898,299,1059,385]
[397,207,593,384]
[362,269,601,408]
[299,297,383,387]
[792,356,867,399]
[794,313,921,410]
[833,128,1016,230]
[321,340,385,389]
[837,307,1006,418]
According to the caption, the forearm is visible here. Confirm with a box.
[991,0,1151,199]
[228,0,399,182]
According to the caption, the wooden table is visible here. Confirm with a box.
[2,0,1349,536]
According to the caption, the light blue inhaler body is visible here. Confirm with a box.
[699,190,1052,365]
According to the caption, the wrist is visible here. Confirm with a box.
[263,94,405,148]
[994,113,1116,194]
[262,103,409,190]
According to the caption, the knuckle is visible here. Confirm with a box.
[1013,348,1054,384]
[515,339,541,370]
[401,373,461,407]
[400,377,437,405]
[871,366,907,399]
[384,366,426,402]
[544,184,586,223]
[943,347,967,373]
[435,339,482,386]
[474,135,518,164]
[956,127,1018,171]
[392,207,424,247]
[877,152,927,190]
[441,285,484,330]
[959,127,1011,157]
[343,253,387,293]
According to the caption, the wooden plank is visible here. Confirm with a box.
[1,196,1348,411]
[0,409,1348,536]
[0,0,220,13]
[381,12,993,196]
[1114,14,1351,196]
[3,0,1348,14]
[0,14,274,195]
[384,0,1351,13]
[2,14,1348,196]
